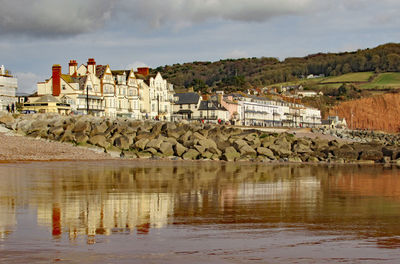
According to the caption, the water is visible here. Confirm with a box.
[1,161,400,263]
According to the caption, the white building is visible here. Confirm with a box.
[36,59,174,120]
[0,65,18,111]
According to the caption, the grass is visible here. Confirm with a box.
[360,72,400,89]
[320,72,374,84]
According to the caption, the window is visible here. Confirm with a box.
[62,85,66,90]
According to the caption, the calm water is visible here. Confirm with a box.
[1,161,400,263]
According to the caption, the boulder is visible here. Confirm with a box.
[332,145,359,160]
[292,141,312,154]
[182,149,200,160]
[49,126,64,138]
[159,142,174,156]
[0,114,15,128]
[359,150,383,161]
[239,145,257,157]
[60,130,75,143]
[135,138,150,150]
[222,147,241,161]
[91,122,108,136]
[89,135,110,148]
[136,151,152,159]
[146,138,163,150]
[256,147,275,159]
[75,133,89,144]
[114,135,130,150]
[269,139,292,157]
[233,139,249,151]
[73,121,91,134]
[174,143,187,157]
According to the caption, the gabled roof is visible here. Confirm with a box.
[174,92,200,105]
[96,65,107,79]
[198,100,228,111]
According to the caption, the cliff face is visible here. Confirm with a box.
[329,92,400,133]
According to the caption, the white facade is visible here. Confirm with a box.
[0,65,18,111]
[36,59,174,120]
[233,94,321,127]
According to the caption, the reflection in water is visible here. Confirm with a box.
[1,162,400,250]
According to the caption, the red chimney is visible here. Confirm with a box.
[137,67,149,77]
[87,58,96,74]
[52,64,62,96]
[69,60,78,76]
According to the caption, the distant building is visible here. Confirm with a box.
[172,92,201,120]
[0,65,18,111]
[23,94,70,115]
[197,100,229,123]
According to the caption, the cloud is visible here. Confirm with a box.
[126,61,149,71]
[14,72,44,93]
[225,49,248,59]
[120,0,316,28]
[0,0,115,37]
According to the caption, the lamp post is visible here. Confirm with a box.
[86,85,89,115]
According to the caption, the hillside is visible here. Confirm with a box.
[329,91,400,133]
[151,43,400,92]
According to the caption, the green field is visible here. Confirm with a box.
[360,72,400,89]
[320,72,374,84]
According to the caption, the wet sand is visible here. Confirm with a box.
[0,126,114,161]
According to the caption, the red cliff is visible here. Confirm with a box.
[329,92,400,133]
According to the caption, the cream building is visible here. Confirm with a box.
[36,59,174,120]
[0,65,18,111]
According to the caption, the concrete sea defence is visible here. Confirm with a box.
[0,112,399,164]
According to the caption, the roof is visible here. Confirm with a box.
[198,100,228,111]
[34,95,60,103]
[78,76,87,90]
[175,109,193,114]
[174,92,200,105]
[96,65,107,79]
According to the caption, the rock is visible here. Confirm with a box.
[135,131,155,141]
[222,147,241,161]
[49,126,64,138]
[75,133,89,144]
[159,142,174,156]
[73,121,91,134]
[114,135,130,150]
[201,151,214,159]
[198,138,221,154]
[180,131,192,143]
[145,148,158,155]
[136,151,152,159]
[359,150,383,161]
[233,139,249,151]
[60,130,75,143]
[89,135,110,148]
[239,144,257,157]
[135,138,150,150]
[182,149,200,160]
[146,138,163,150]
[91,122,108,136]
[0,114,15,128]
[124,150,138,159]
[256,147,275,159]
[332,145,359,160]
[288,156,302,163]
[307,156,320,163]
[382,146,400,160]
[174,143,187,157]
[269,139,292,158]
[292,141,312,154]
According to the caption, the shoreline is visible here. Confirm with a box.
[1,112,399,165]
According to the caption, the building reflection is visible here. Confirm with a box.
[2,162,400,244]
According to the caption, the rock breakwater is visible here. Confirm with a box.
[0,113,398,164]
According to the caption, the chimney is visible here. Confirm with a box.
[52,64,62,96]
[87,58,96,75]
[68,60,78,76]
[137,67,149,77]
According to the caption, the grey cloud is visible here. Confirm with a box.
[119,0,316,27]
[0,0,115,37]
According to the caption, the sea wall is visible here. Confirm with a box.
[0,112,399,164]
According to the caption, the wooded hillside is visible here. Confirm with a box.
[151,43,400,92]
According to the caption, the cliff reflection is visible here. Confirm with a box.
[1,162,400,244]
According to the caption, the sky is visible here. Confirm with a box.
[1,0,400,93]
